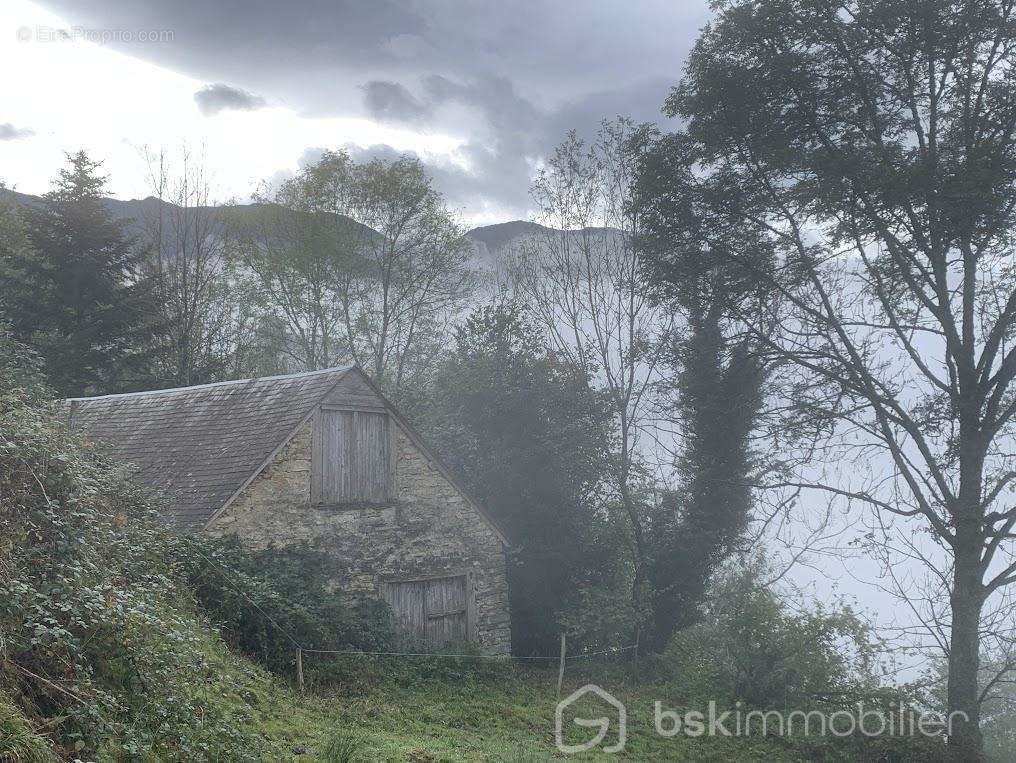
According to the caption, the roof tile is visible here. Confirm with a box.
[67,366,353,531]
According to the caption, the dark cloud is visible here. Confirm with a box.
[363,81,431,124]
[340,75,674,217]
[193,83,266,116]
[35,0,708,104]
[0,123,35,141]
[36,0,712,216]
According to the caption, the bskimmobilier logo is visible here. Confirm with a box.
[555,684,627,754]
[554,685,968,755]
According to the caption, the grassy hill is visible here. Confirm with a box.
[190,661,830,762]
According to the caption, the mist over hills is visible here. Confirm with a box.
[1,191,615,266]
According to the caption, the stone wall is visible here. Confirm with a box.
[206,417,511,655]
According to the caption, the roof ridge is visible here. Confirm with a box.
[67,364,356,402]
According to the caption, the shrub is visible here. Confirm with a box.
[665,557,885,707]
[167,535,395,675]
[661,555,945,761]
[0,332,270,759]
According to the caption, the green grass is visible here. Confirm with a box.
[0,690,57,763]
[252,662,809,762]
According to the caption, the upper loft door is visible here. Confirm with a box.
[312,408,392,504]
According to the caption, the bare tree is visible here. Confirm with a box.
[139,144,244,385]
[508,118,672,623]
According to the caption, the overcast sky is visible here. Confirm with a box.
[1,0,711,224]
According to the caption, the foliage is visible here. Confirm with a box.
[0,153,160,396]
[635,122,775,654]
[661,557,944,761]
[981,683,1016,763]
[508,119,668,633]
[0,333,269,759]
[340,153,474,399]
[229,161,354,372]
[232,150,472,400]
[665,559,882,707]
[168,535,395,674]
[416,300,622,655]
[921,658,1016,763]
[643,312,764,652]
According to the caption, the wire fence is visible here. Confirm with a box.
[189,538,641,695]
[297,638,641,698]
[300,644,637,661]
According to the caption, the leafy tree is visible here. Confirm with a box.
[340,154,474,400]
[0,329,269,759]
[419,301,619,655]
[0,152,158,396]
[643,323,763,653]
[234,151,471,397]
[633,127,772,653]
[658,1,1016,756]
[230,161,352,372]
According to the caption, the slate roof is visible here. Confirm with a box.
[66,366,354,531]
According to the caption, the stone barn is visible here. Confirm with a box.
[66,366,511,655]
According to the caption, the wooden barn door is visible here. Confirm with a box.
[313,408,392,504]
[383,575,470,649]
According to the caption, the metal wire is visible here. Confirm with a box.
[301,643,638,661]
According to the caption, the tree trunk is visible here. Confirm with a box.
[947,532,984,761]
[620,476,649,652]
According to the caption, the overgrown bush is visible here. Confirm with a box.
[0,331,401,757]
[168,535,395,674]
[666,562,882,708]
[0,332,271,759]
[661,555,945,760]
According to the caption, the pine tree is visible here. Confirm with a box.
[0,152,159,396]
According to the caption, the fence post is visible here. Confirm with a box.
[556,632,567,699]
[631,628,640,684]
[296,647,304,693]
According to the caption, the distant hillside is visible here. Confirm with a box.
[2,191,616,268]
[464,220,555,262]
[465,220,621,265]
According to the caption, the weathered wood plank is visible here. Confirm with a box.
[313,409,391,504]
[383,574,470,648]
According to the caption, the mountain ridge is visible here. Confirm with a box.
[1,191,616,262]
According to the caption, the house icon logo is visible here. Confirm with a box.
[555,684,627,754]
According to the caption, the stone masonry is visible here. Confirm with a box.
[206,420,512,655]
